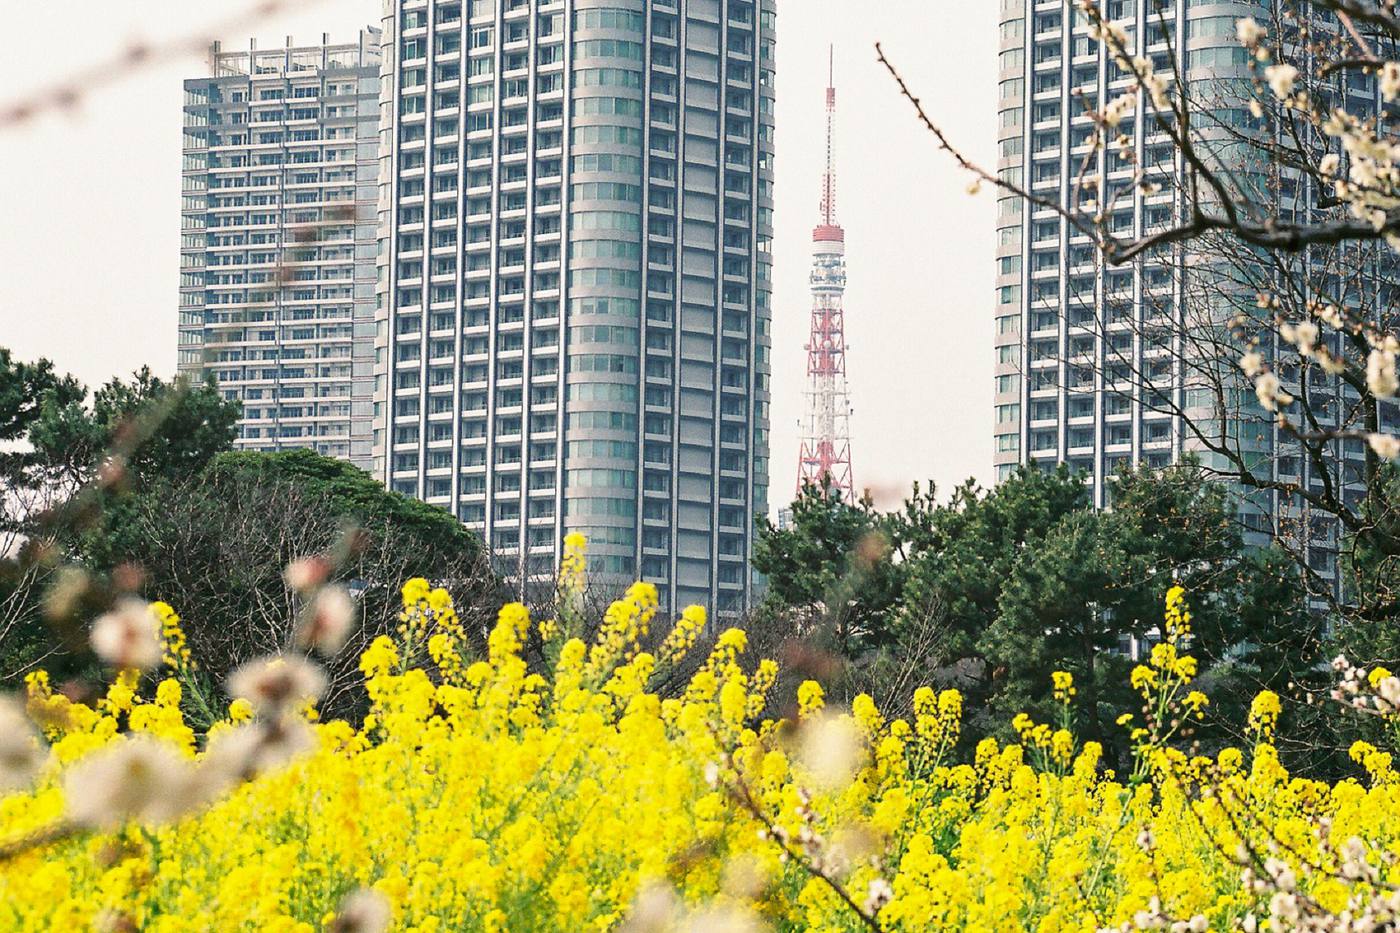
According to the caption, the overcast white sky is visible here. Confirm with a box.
[0,0,997,510]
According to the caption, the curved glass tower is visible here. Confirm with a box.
[375,0,775,615]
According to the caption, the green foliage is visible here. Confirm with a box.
[27,366,240,490]
[758,462,1318,756]
[752,481,906,654]
[1342,462,1400,648]
[0,351,101,680]
[981,465,1311,752]
[896,464,1090,662]
[0,354,494,704]
[0,348,84,450]
[99,449,498,714]
[204,449,481,563]
[21,369,241,575]
[0,348,85,539]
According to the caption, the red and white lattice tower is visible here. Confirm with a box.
[796,48,854,498]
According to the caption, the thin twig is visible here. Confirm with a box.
[0,821,76,863]
[722,749,885,932]
[0,0,334,130]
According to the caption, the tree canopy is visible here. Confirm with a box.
[0,350,496,705]
[755,463,1317,754]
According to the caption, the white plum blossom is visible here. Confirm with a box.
[796,713,865,790]
[89,599,163,670]
[1269,892,1300,924]
[1102,92,1136,128]
[1369,433,1400,461]
[283,556,330,593]
[0,695,47,793]
[1312,346,1349,375]
[1144,71,1171,110]
[1084,10,1130,51]
[620,884,680,933]
[1236,17,1266,46]
[681,905,763,933]
[295,584,356,654]
[864,877,894,915]
[62,734,199,829]
[200,718,317,784]
[1368,347,1398,398]
[227,654,327,716]
[1314,304,1344,329]
[1253,371,1292,412]
[1265,64,1298,100]
[1264,857,1297,893]
[330,888,392,933]
[1379,676,1400,709]
[1279,321,1319,357]
[1132,895,1166,930]
[1383,62,1400,102]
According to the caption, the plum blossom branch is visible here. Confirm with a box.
[0,0,332,131]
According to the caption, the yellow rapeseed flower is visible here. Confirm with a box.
[0,569,1387,932]
[1248,690,1282,739]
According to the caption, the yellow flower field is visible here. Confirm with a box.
[1,575,1398,931]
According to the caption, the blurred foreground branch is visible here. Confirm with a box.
[0,0,330,131]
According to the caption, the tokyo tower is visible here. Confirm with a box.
[796,47,855,499]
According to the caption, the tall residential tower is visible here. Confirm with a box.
[993,0,1196,502]
[374,0,776,613]
[180,32,382,468]
[991,1,1388,591]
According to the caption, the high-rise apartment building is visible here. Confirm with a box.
[992,3,1280,504]
[179,32,381,469]
[991,1,1393,589]
[374,0,776,613]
